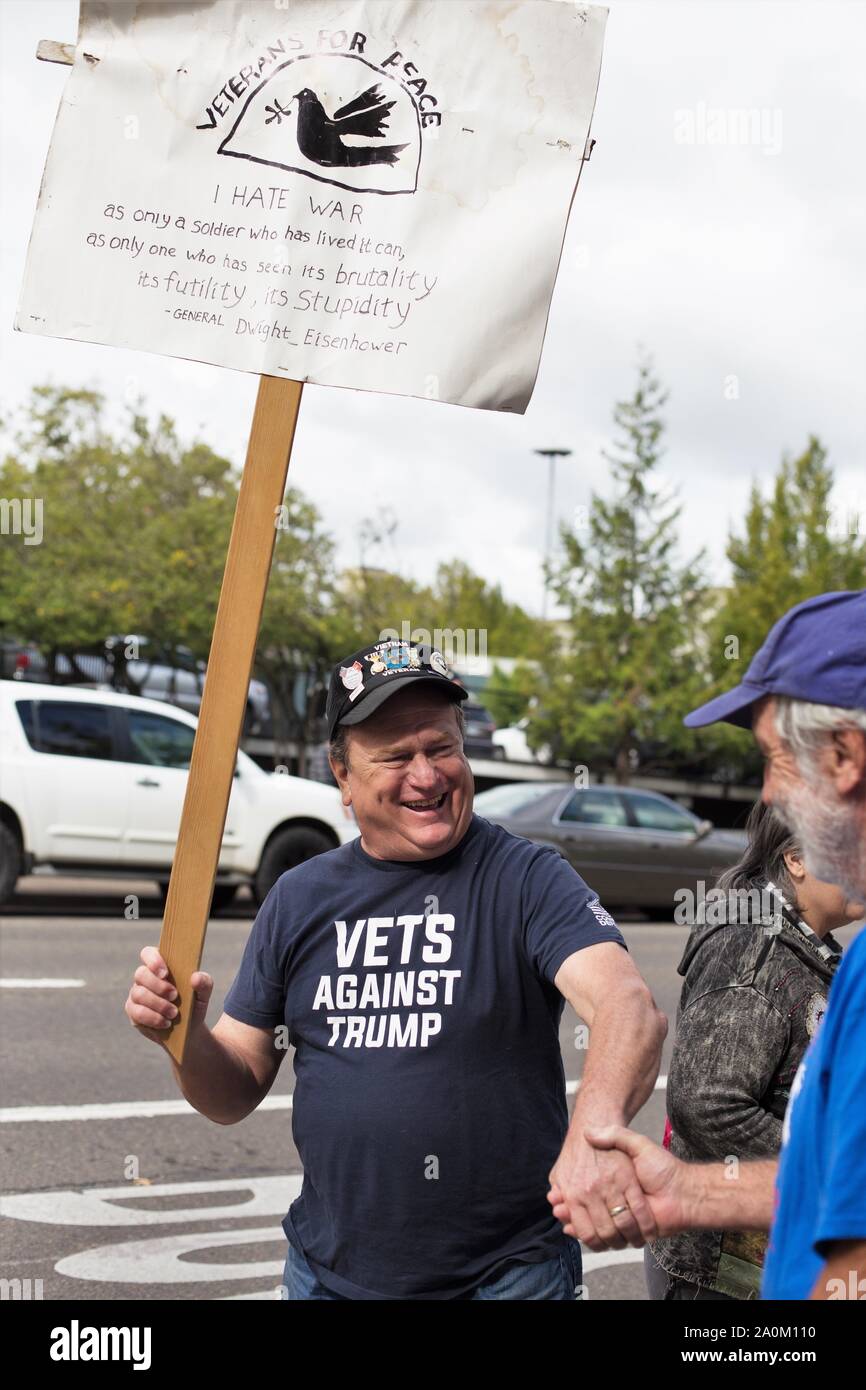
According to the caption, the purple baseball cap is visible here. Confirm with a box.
[684,589,866,729]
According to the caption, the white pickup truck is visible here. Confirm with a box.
[0,679,358,909]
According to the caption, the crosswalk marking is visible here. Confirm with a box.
[0,978,85,988]
[0,1094,293,1123]
[0,1077,667,1123]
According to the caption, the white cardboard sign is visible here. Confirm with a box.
[16,0,607,413]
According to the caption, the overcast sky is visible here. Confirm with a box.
[1,0,864,620]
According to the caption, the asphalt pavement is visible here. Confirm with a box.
[2,873,859,1302]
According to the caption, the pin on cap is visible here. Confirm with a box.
[326,638,468,740]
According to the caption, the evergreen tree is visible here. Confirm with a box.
[527,356,710,780]
[710,436,866,679]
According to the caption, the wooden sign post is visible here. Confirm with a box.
[157,376,303,1062]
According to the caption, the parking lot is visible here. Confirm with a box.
[0,878,688,1300]
[2,873,861,1301]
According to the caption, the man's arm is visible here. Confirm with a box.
[170,1005,285,1125]
[126,948,284,1124]
[677,1155,777,1231]
[583,1124,777,1236]
[810,1240,866,1300]
[547,942,668,1250]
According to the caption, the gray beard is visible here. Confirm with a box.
[773,776,866,904]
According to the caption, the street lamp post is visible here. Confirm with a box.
[534,448,572,620]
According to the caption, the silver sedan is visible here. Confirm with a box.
[473,782,747,916]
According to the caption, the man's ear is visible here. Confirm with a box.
[825,729,866,798]
[329,754,352,804]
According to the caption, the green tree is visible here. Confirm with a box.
[256,491,344,764]
[527,356,711,780]
[482,661,551,743]
[0,387,339,722]
[429,559,549,661]
[0,387,238,659]
[710,436,866,680]
[680,436,866,785]
[328,543,546,673]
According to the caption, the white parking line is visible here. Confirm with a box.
[0,1172,644,1295]
[56,1227,288,1283]
[566,1075,666,1096]
[561,1073,670,1095]
[582,1248,645,1272]
[0,1094,293,1123]
[2,1175,297,1226]
[0,1077,667,1123]
[0,978,85,988]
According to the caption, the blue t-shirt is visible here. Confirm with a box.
[762,926,866,1299]
[223,812,625,1299]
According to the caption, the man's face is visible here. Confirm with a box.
[753,697,804,807]
[753,696,866,901]
[330,687,474,861]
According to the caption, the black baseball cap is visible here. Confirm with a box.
[326,638,468,740]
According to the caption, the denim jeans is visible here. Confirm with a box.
[281,1236,583,1301]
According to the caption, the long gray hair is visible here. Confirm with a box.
[715,798,801,907]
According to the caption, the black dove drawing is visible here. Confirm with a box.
[290,83,409,167]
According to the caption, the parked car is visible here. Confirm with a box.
[461,701,504,760]
[492,716,552,764]
[473,781,746,915]
[1,637,272,736]
[0,680,357,910]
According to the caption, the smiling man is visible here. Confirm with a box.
[126,635,666,1300]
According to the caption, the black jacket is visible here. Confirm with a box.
[651,892,842,1297]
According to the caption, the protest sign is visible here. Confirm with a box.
[19,0,607,412]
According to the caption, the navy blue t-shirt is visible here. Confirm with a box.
[223,812,626,1299]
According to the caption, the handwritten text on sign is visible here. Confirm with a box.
[17,0,606,413]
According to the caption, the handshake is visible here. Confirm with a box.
[546,1125,686,1252]
[546,1125,773,1252]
